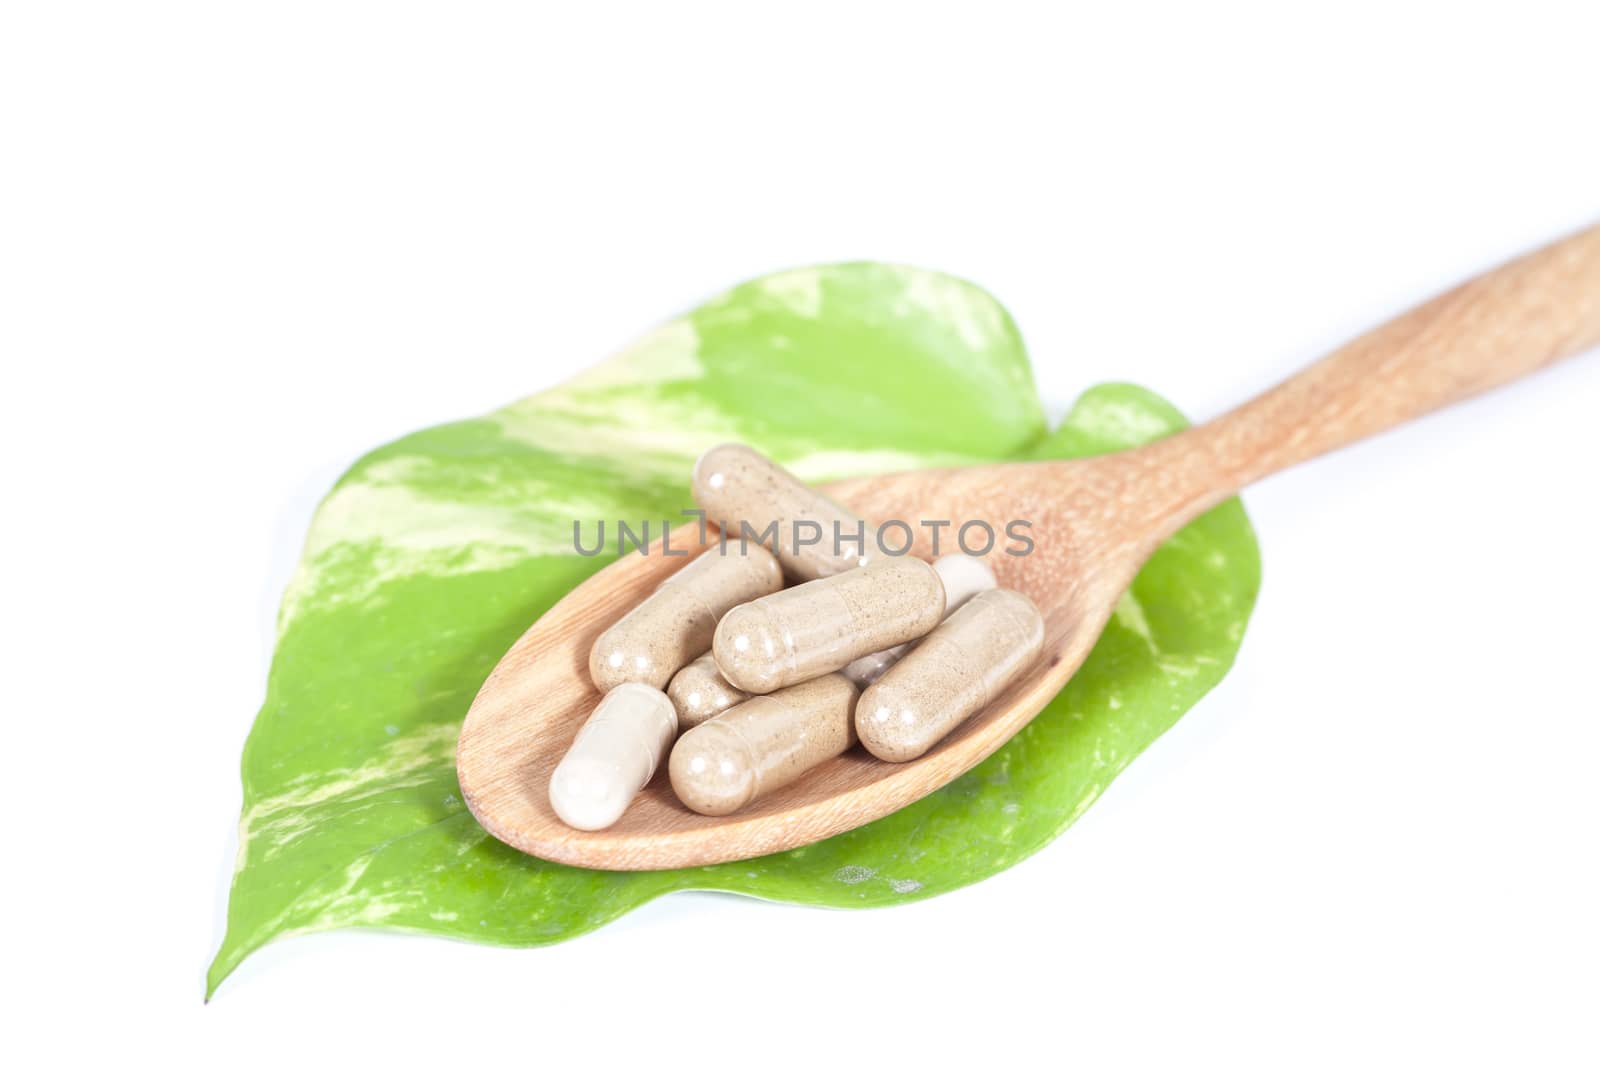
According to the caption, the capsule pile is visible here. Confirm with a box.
[548,443,1045,831]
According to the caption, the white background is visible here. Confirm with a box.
[5,2,1598,1062]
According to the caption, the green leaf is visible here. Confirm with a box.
[209,263,1260,997]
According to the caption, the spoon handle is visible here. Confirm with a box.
[1145,223,1600,520]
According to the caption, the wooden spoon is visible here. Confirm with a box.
[459,224,1600,870]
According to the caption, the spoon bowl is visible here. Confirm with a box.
[458,224,1600,869]
[457,456,1142,870]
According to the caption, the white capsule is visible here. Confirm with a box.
[842,554,998,688]
[548,682,677,831]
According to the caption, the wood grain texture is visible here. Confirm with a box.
[458,223,1600,870]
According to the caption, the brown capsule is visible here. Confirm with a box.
[666,652,749,729]
[668,673,859,816]
[856,588,1045,762]
[841,554,997,688]
[589,538,783,691]
[670,556,993,725]
[692,442,876,580]
[713,556,945,694]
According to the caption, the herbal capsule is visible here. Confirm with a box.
[548,682,677,831]
[669,673,859,816]
[669,554,975,725]
[589,537,783,691]
[841,554,997,688]
[856,588,1045,762]
[713,556,945,694]
[692,442,876,580]
[666,652,749,729]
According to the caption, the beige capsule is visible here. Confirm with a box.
[667,554,979,725]
[669,673,859,816]
[589,537,783,691]
[668,553,986,726]
[666,652,749,729]
[692,442,877,580]
[713,556,945,695]
[856,588,1045,762]
[841,554,997,688]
